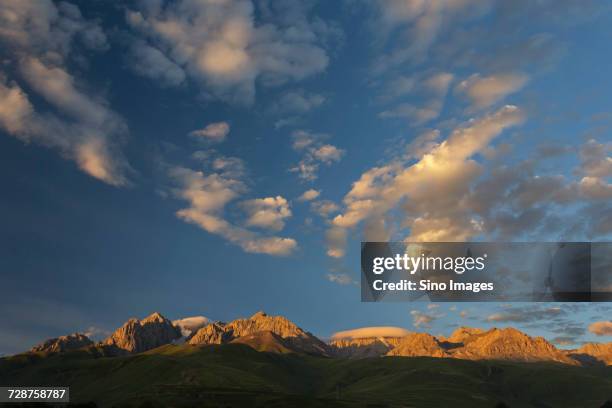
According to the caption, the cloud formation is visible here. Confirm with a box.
[326,273,353,286]
[189,121,230,143]
[331,326,412,340]
[242,196,292,231]
[410,310,441,328]
[0,0,131,185]
[173,316,210,337]
[370,0,490,72]
[456,73,528,110]
[379,72,453,125]
[170,164,297,256]
[327,105,525,257]
[271,89,326,115]
[486,306,563,323]
[589,321,612,336]
[298,189,320,201]
[311,200,340,218]
[126,0,337,104]
[290,130,344,181]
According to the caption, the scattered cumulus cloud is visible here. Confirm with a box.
[271,89,326,115]
[311,200,340,218]
[125,0,338,104]
[379,72,453,126]
[456,73,528,110]
[290,130,345,181]
[298,189,320,201]
[486,306,563,323]
[589,321,612,336]
[242,196,292,231]
[189,121,230,143]
[0,0,131,186]
[170,164,297,256]
[410,310,439,328]
[326,273,354,286]
[327,105,525,258]
[127,39,186,87]
[369,0,490,73]
[192,150,246,179]
[312,144,344,163]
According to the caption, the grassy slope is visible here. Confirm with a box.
[1,344,611,408]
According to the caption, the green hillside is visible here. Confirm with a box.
[1,344,611,408]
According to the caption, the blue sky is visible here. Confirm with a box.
[0,0,611,355]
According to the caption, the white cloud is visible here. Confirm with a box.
[298,189,320,201]
[291,129,317,150]
[485,306,563,323]
[290,130,344,181]
[326,273,354,285]
[0,79,32,135]
[588,321,612,336]
[0,0,131,186]
[580,139,612,178]
[128,39,186,87]
[410,310,442,328]
[328,105,525,257]
[126,0,336,104]
[242,196,291,231]
[370,0,490,72]
[192,150,247,179]
[170,164,296,256]
[271,89,325,114]
[173,316,210,337]
[331,326,412,340]
[312,144,344,163]
[379,72,453,125]
[456,73,528,110]
[311,200,339,218]
[576,139,612,200]
[82,326,111,340]
[189,121,230,143]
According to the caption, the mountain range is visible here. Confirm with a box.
[24,310,612,367]
[3,311,612,407]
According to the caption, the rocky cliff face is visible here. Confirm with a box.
[22,312,612,366]
[103,312,181,353]
[448,327,577,364]
[31,333,93,353]
[188,322,228,345]
[189,311,329,356]
[332,326,584,365]
[329,337,403,358]
[444,327,485,344]
[386,333,449,358]
[570,342,612,365]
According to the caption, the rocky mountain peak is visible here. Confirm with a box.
[31,333,93,353]
[188,313,329,356]
[188,322,228,345]
[386,333,448,358]
[446,327,484,344]
[251,311,268,319]
[572,342,612,365]
[226,312,305,339]
[450,327,576,364]
[141,312,167,324]
[103,312,181,353]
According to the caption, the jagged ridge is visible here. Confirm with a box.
[23,313,612,367]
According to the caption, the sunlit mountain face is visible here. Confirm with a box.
[0,0,611,359]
